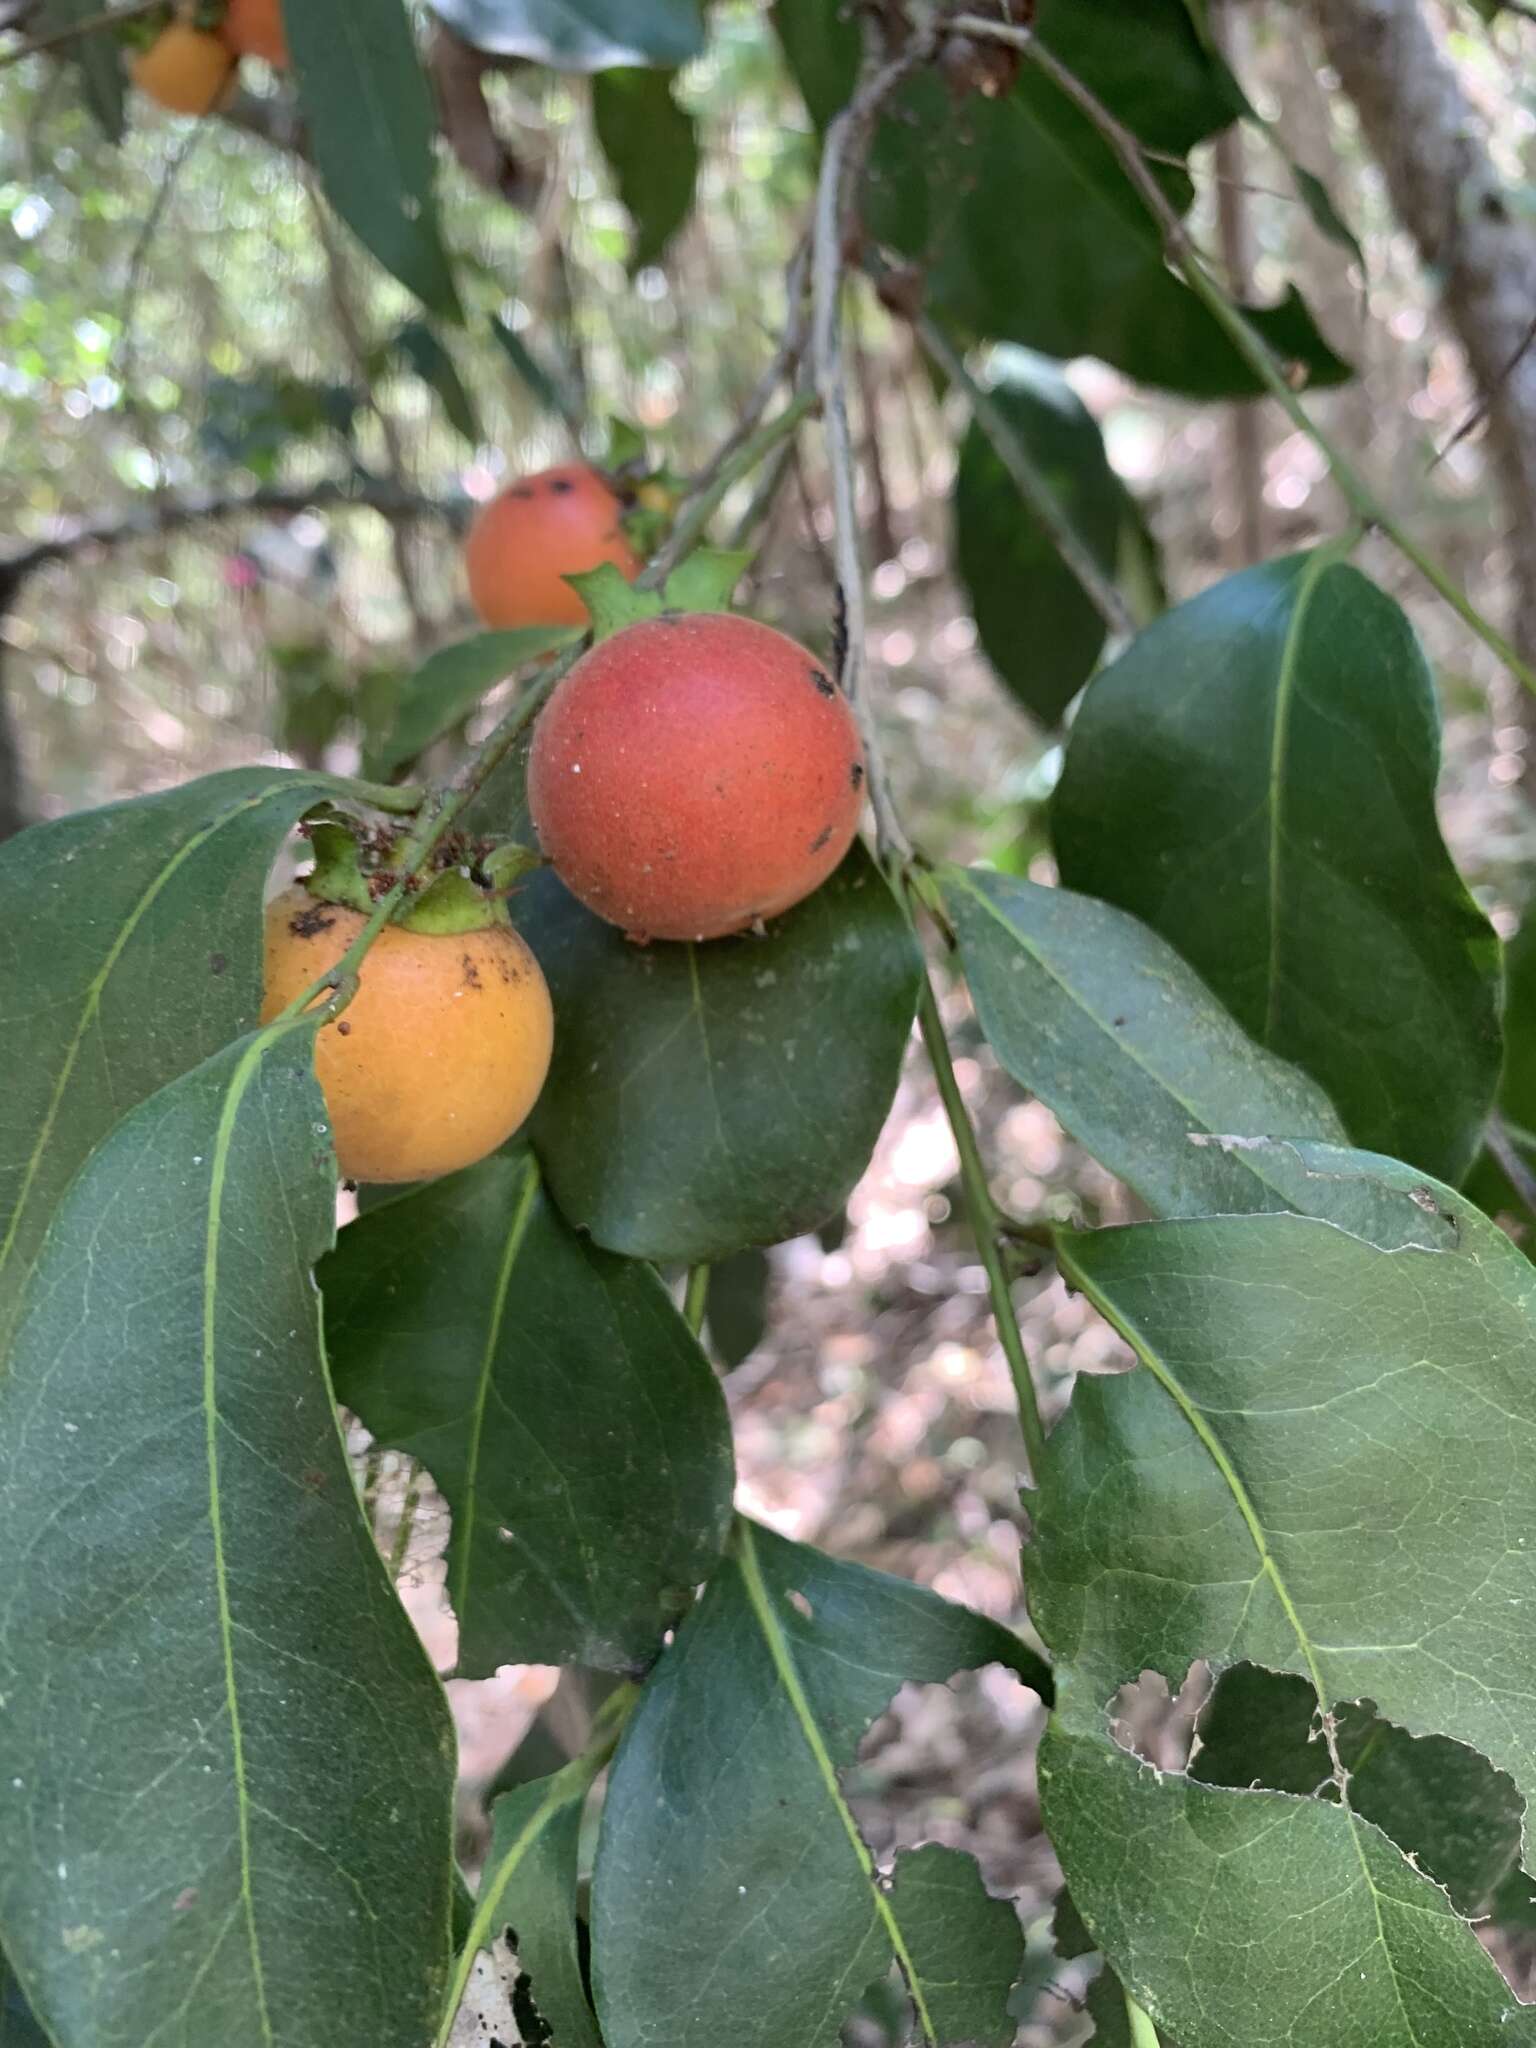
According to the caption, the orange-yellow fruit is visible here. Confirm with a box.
[527,612,866,942]
[261,887,554,1184]
[465,464,640,630]
[220,0,288,67]
[130,25,236,114]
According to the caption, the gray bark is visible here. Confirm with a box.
[1309,0,1536,677]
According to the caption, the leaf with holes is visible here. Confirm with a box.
[1053,552,1501,1183]
[944,864,1347,1218]
[953,351,1128,726]
[521,846,922,1260]
[592,1520,1048,2048]
[323,1150,734,1677]
[1026,1163,1536,2044]
[0,1023,455,2048]
[289,0,461,318]
[592,69,699,270]
[426,0,703,68]
[0,767,388,1357]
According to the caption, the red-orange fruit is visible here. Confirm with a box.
[130,24,236,114]
[527,612,867,941]
[220,0,288,67]
[464,464,640,630]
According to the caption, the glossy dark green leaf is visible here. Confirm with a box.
[372,627,579,777]
[1026,1179,1536,2044]
[883,1846,1023,2048]
[523,846,922,1261]
[705,1246,770,1368]
[446,1760,607,2048]
[288,0,460,319]
[592,1521,1046,2048]
[0,767,375,1355]
[0,1946,48,2048]
[1053,552,1501,1183]
[324,1150,734,1676]
[40,0,123,140]
[388,319,481,441]
[426,0,703,68]
[592,69,699,270]
[0,1024,455,2048]
[1466,913,1536,1229]
[953,353,1124,726]
[772,0,1345,401]
[945,865,1347,1218]
[1194,1665,1524,1917]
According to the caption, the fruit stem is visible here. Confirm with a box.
[912,945,1048,1487]
[639,388,819,593]
[1123,1988,1163,2048]
[683,1263,711,1339]
[949,11,1536,704]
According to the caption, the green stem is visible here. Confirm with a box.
[1124,1986,1162,2048]
[640,388,818,592]
[912,955,1047,1484]
[683,1263,711,1338]
[947,13,1536,702]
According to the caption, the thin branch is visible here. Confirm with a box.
[916,311,1135,639]
[1487,1113,1536,1218]
[945,11,1536,702]
[1429,308,1536,473]
[811,31,935,864]
[0,0,158,66]
[2,478,464,587]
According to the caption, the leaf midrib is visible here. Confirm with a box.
[733,1517,939,2047]
[1262,549,1333,1048]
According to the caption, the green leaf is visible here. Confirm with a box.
[522,845,923,1261]
[591,1520,1046,2048]
[448,1757,609,2048]
[661,547,751,614]
[0,1024,455,2048]
[489,315,573,422]
[566,561,662,638]
[1466,913,1536,1229]
[954,352,1129,725]
[289,0,461,320]
[1027,1183,1536,2043]
[323,1150,735,1677]
[425,0,704,68]
[883,1846,1024,2048]
[372,627,580,777]
[1194,1664,1524,1917]
[592,69,699,270]
[0,1946,48,2048]
[944,865,1347,1218]
[0,767,381,1356]
[704,1245,770,1368]
[38,0,124,140]
[773,0,1345,401]
[1053,552,1501,1184]
[387,319,481,442]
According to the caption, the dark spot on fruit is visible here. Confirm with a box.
[809,824,834,852]
[336,1020,352,1036]
[462,955,482,989]
[850,761,864,789]
[809,667,836,698]
[209,951,227,975]
[290,905,337,939]
[550,476,575,495]
[512,486,535,500]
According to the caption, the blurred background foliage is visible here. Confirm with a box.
[6,2,1536,2038]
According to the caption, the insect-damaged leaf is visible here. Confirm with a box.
[0,1025,455,2048]
[522,845,921,1261]
[592,1521,1048,2047]
[324,1150,734,1677]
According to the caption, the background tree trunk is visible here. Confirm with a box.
[1308,0,1536,714]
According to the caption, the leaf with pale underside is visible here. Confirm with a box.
[0,1023,455,2048]
[592,1521,1048,2048]
[324,1150,734,1677]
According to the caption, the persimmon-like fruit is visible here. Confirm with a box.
[220,0,288,67]
[261,887,554,1184]
[527,612,867,941]
[464,464,639,630]
[130,24,236,114]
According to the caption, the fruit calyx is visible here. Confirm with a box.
[297,818,544,936]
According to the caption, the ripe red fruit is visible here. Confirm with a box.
[527,612,867,941]
[464,464,640,629]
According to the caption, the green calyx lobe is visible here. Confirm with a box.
[300,820,543,937]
